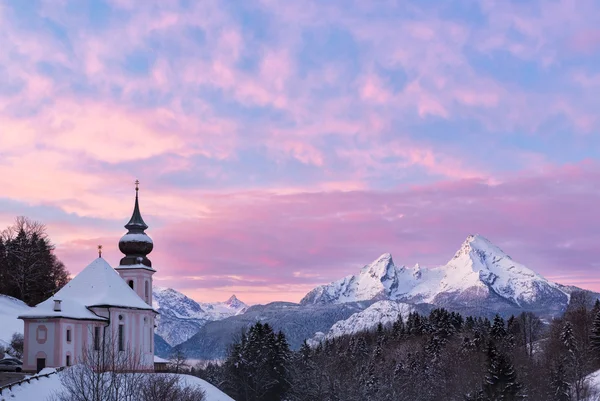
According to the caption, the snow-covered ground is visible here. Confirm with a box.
[0,294,30,348]
[0,368,233,401]
[584,369,600,400]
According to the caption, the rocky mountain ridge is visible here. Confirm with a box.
[301,234,571,316]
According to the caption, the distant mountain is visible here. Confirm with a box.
[154,333,172,358]
[198,294,248,320]
[301,235,578,317]
[153,287,247,346]
[170,234,600,359]
[309,300,418,346]
[175,301,368,360]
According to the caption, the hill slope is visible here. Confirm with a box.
[0,294,31,347]
[176,301,369,360]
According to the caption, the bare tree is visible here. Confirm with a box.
[169,349,189,374]
[141,374,206,401]
[51,331,145,401]
[8,332,24,359]
[50,330,205,401]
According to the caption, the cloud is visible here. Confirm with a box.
[0,0,599,303]
[45,161,600,303]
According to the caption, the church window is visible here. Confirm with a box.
[66,329,71,342]
[118,325,124,351]
[36,326,47,344]
[128,280,134,289]
[94,327,100,351]
[145,281,149,302]
[66,355,71,366]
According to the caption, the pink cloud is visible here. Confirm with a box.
[570,29,600,53]
[47,161,600,304]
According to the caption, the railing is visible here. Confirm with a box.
[0,367,65,396]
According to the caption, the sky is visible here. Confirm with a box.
[1,0,599,305]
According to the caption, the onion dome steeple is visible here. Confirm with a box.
[118,180,154,270]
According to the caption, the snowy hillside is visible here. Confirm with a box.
[0,294,31,347]
[309,300,415,345]
[1,369,233,401]
[153,287,247,346]
[301,235,571,315]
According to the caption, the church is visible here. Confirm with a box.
[18,182,158,372]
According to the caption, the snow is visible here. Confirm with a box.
[583,369,600,400]
[153,287,248,346]
[119,233,153,244]
[116,263,156,271]
[153,287,247,322]
[0,294,31,347]
[308,300,414,346]
[19,258,155,321]
[301,234,569,308]
[1,369,234,401]
[153,355,169,363]
[198,296,248,321]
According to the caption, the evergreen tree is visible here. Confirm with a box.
[392,315,405,339]
[0,217,69,305]
[590,310,600,355]
[481,341,523,400]
[549,361,570,401]
[561,322,577,356]
[223,322,292,401]
[362,361,378,400]
[491,315,507,340]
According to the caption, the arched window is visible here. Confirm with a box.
[144,281,149,302]
[128,280,134,289]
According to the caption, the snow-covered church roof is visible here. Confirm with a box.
[19,257,156,321]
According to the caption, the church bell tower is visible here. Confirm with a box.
[116,180,155,306]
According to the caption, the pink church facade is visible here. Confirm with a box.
[19,184,158,372]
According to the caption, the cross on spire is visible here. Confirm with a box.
[98,245,103,258]
[135,179,140,192]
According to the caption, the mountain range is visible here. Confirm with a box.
[171,234,599,359]
[152,287,247,347]
[2,234,596,361]
[301,234,573,316]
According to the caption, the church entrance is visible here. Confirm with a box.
[36,358,45,373]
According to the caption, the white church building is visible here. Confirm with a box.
[18,182,158,372]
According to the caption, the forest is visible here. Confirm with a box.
[196,292,600,401]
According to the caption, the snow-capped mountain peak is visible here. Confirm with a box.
[301,235,570,313]
[152,287,248,347]
[451,234,512,266]
[360,253,396,279]
[225,294,245,309]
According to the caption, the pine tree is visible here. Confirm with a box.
[549,361,570,401]
[392,316,405,339]
[590,310,600,355]
[362,361,378,400]
[481,341,523,400]
[491,315,507,340]
[0,217,69,305]
[222,322,291,401]
[561,322,577,356]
